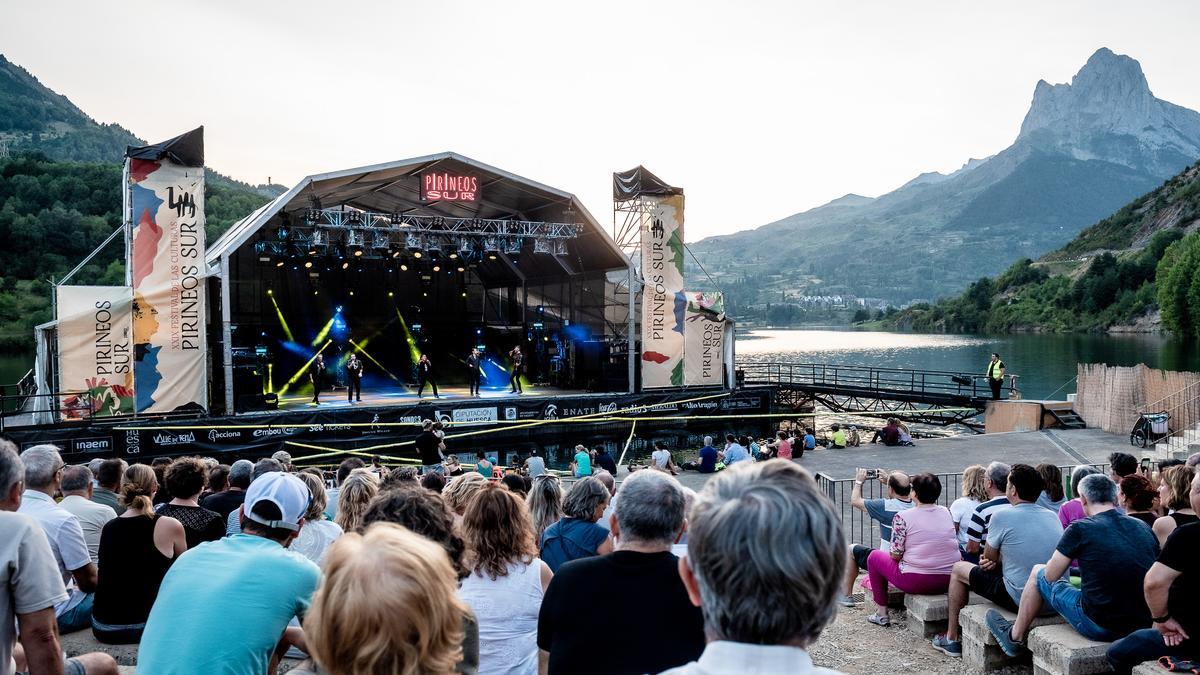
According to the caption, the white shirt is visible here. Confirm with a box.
[17,490,92,616]
[58,494,116,565]
[659,641,842,675]
[652,449,672,469]
[525,456,546,477]
[458,560,546,675]
[949,497,981,550]
[290,518,343,565]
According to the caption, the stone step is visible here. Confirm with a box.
[1028,623,1114,675]
[903,592,986,638]
[960,603,1065,672]
[1131,660,1166,675]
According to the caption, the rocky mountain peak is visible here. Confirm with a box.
[1018,48,1156,141]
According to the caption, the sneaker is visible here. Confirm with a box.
[866,613,890,627]
[837,595,858,608]
[985,609,1024,657]
[931,633,962,657]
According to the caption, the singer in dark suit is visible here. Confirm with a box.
[508,345,524,394]
[467,348,482,397]
[310,353,326,405]
[417,354,439,398]
[346,353,364,402]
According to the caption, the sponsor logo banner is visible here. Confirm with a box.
[56,286,135,419]
[640,194,686,388]
[449,407,498,424]
[129,157,207,414]
[683,291,726,387]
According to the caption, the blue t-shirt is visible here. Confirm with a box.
[137,534,321,675]
[803,434,816,450]
[574,451,592,477]
[540,517,609,572]
[698,446,718,473]
[865,497,914,551]
[723,444,749,465]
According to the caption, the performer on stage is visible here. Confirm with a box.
[417,354,439,398]
[467,348,482,397]
[508,345,524,394]
[310,353,326,405]
[346,353,364,403]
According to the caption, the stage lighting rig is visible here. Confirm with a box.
[505,238,522,255]
[534,239,552,254]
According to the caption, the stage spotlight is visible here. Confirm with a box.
[391,250,402,259]
[304,261,313,269]
[413,251,423,259]
[275,260,285,268]
[487,253,498,261]
[267,289,274,296]
[336,305,343,313]
[353,248,364,257]
[461,291,467,298]
[388,291,394,297]
[449,252,458,260]
[349,291,355,296]
[341,261,350,270]
[313,290,318,296]
[456,265,465,273]
[432,265,441,272]
[347,211,363,225]
[400,263,409,272]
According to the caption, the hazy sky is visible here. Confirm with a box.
[4,1,1199,241]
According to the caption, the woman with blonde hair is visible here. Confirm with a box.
[443,472,488,518]
[292,471,344,565]
[526,474,563,549]
[91,463,187,644]
[335,468,379,533]
[297,523,469,675]
[1152,465,1197,546]
[949,465,987,554]
[458,482,552,675]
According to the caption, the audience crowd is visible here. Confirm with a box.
[1,433,1197,675]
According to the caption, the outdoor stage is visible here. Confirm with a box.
[274,383,588,412]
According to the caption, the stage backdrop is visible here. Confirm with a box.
[56,286,135,420]
[127,129,208,414]
[640,194,686,388]
[683,291,726,387]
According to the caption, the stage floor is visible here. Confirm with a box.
[272,384,589,413]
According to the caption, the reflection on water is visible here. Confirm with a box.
[737,329,1200,400]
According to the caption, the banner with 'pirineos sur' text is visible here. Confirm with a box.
[128,155,207,413]
[640,194,686,388]
[683,291,726,387]
[56,286,135,420]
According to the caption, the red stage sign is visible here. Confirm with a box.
[421,172,479,202]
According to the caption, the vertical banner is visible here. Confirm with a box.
[56,286,135,419]
[683,291,726,387]
[640,194,686,388]
[127,129,207,413]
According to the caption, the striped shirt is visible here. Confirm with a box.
[965,496,1011,545]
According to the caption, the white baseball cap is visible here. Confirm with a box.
[244,471,311,532]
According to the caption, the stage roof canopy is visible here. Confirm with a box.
[208,152,629,281]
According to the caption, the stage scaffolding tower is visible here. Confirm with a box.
[612,194,653,393]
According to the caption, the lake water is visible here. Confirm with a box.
[736,329,1200,400]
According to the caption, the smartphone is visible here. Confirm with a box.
[1140,457,1152,472]
[865,469,879,478]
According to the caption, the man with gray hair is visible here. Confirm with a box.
[538,470,704,675]
[17,445,99,633]
[662,459,844,674]
[202,458,253,518]
[987,473,1160,657]
[58,465,116,565]
[964,461,1012,556]
[0,441,119,675]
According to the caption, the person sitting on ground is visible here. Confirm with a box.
[0,441,118,675]
[202,463,230,504]
[1153,465,1198,547]
[540,476,613,572]
[1106,470,1200,673]
[91,458,126,515]
[840,468,913,606]
[1035,463,1067,513]
[802,427,817,454]
[663,459,844,674]
[864,472,961,627]
[137,471,320,675]
[444,472,488,523]
[719,434,750,466]
[227,458,285,536]
[570,444,593,478]
[155,457,225,550]
[848,425,864,447]
[963,461,1012,559]
[91,464,187,645]
[324,457,365,520]
[829,424,848,449]
[295,523,471,675]
[421,470,447,493]
[986,474,1160,657]
[17,444,98,634]
[768,430,794,461]
[696,436,719,473]
[502,472,529,498]
[528,474,564,549]
[458,482,553,675]
[651,441,680,475]
[58,465,116,566]
[1059,465,1101,528]
[475,451,494,478]
[897,424,915,446]
[334,468,380,534]
[1109,451,1139,482]
[949,465,987,554]
[594,446,618,475]
[539,470,704,674]
[524,449,547,478]
[932,463,1062,657]
[291,472,343,566]
[1119,473,1161,528]
[871,418,902,446]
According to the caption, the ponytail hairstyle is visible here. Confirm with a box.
[121,463,158,516]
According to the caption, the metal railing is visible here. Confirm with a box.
[1138,380,1200,446]
[0,390,96,432]
[0,369,37,414]
[741,362,1019,402]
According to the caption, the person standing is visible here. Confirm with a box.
[310,353,326,405]
[417,354,439,398]
[509,345,524,394]
[986,352,1006,401]
[346,353,363,403]
[467,348,482,397]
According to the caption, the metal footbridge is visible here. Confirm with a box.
[741,362,1019,428]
